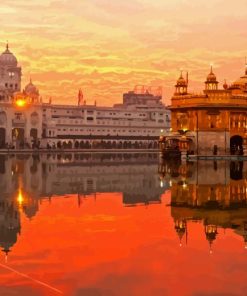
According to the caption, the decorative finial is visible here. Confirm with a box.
[223,79,228,90]
[30,77,32,84]
[6,40,9,51]
[210,64,213,74]
[180,68,183,78]
[245,57,247,75]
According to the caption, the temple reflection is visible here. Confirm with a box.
[0,153,164,257]
[159,159,247,251]
[2,154,247,259]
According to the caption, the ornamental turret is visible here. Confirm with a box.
[205,66,218,90]
[175,71,188,95]
[24,78,40,103]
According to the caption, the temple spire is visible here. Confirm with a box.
[180,69,183,78]
[5,40,10,53]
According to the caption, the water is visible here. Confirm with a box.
[0,153,247,296]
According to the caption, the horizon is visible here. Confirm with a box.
[1,0,247,106]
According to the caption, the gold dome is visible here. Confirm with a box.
[232,74,247,88]
[229,64,247,90]
[176,72,187,86]
[206,66,217,82]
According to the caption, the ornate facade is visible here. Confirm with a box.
[160,65,247,156]
[0,44,170,149]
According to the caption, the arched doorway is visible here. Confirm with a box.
[12,128,25,148]
[80,141,84,149]
[230,135,243,155]
[0,128,6,148]
[68,141,72,149]
[30,128,38,148]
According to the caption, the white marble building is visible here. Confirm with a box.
[0,44,170,149]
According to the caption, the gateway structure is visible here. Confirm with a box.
[0,44,170,149]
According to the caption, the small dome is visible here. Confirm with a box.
[206,66,217,82]
[176,73,187,86]
[223,80,228,90]
[25,79,39,96]
[0,44,18,67]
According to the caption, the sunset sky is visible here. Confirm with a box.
[1,0,247,105]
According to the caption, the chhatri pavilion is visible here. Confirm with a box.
[160,63,247,156]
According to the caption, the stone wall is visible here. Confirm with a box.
[197,131,230,155]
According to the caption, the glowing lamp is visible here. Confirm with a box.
[17,189,24,206]
[15,99,26,108]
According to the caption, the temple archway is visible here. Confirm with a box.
[230,135,243,155]
[67,141,72,149]
[12,128,25,148]
[30,128,38,139]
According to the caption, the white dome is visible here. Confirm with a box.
[25,79,39,96]
[0,44,17,67]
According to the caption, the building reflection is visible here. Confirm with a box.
[0,200,20,261]
[159,159,247,251]
[0,153,164,257]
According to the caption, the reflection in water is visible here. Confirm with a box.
[159,159,247,251]
[1,154,247,255]
[0,154,247,295]
[0,153,163,258]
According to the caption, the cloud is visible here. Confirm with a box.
[0,0,247,105]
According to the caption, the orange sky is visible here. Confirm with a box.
[1,0,247,106]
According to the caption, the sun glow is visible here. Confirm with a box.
[15,99,27,108]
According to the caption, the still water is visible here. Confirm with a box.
[0,153,247,296]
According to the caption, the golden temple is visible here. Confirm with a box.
[160,63,247,156]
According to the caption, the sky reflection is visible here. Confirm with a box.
[0,154,246,295]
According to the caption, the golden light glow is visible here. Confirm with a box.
[15,99,27,108]
[17,189,24,206]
